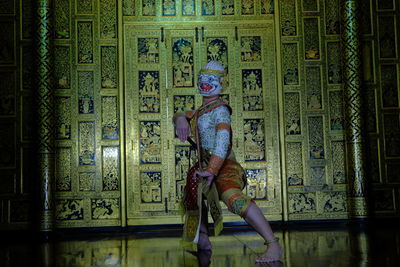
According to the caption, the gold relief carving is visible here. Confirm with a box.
[201,0,215,15]
[172,38,194,87]
[102,147,120,191]
[91,199,120,219]
[79,121,96,165]
[100,0,117,39]
[182,0,195,16]
[243,119,265,162]
[242,69,263,111]
[331,141,346,184]
[79,172,96,191]
[77,22,93,64]
[302,0,318,12]
[288,193,316,213]
[241,0,254,15]
[77,0,93,14]
[306,67,322,110]
[22,46,34,90]
[0,22,15,64]
[78,71,94,114]
[138,38,159,63]
[22,0,34,39]
[207,37,228,66]
[0,71,15,116]
[284,93,301,135]
[139,71,160,113]
[140,172,162,203]
[56,147,72,191]
[327,42,342,84]
[372,190,394,211]
[378,16,397,59]
[261,0,274,14]
[282,43,299,85]
[280,0,296,36]
[175,146,196,202]
[102,96,119,139]
[329,91,344,131]
[241,36,261,62]
[55,97,71,140]
[287,143,303,186]
[140,121,161,164]
[308,116,324,159]
[55,199,84,220]
[55,46,71,89]
[123,0,135,16]
[380,65,399,108]
[221,0,234,15]
[325,0,340,35]
[245,169,267,200]
[173,95,195,113]
[309,166,325,185]
[321,192,347,212]
[163,0,176,16]
[54,0,70,38]
[101,46,117,88]
[142,0,156,16]
[303,18,320,60]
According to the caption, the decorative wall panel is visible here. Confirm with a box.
[55,199,84,220]
[303,18,320,60]
[329,91,344,131]
[78,71,95,114]
[77,21,94,64]
[101,46,117,88]
[102,147,120,191]
[55,97,72,140]
[55,46,71,89]
[325,0,340,35]
[0,122,15,168]
[285,93,301,135]
[0,22,15,64]
[91,198,120,219]
[308,116,324,159]
[77,0,93,14]
[378,16,397,59]
[331,141,346,184]
[306,67,322,110]
[123,0,135,16]
[79,122,96,165]
[380,65,399,108]
[280,0,296,36]
[282,43,299,86]
[56,147,72,192]
[22,0,33,39]
[100,0,117,39]
[102,96,119,139]
[0,71,15,116]
[327,42,342,84]
[245,169,267,200]
[286,142,303,186]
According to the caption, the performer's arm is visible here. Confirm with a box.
[173,111,194,142]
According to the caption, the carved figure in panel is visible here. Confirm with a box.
[329,91,344,131]
[182,0,195,16]
[207,38,229,87]
[101,46,117,88]
[306,67,322,110]
[241,36,261,62]
[379,16,396,59]
[261,0,274,14]
[102,96,119,139]
[221,0,234,15]
[322,192,346,212]
[242,69,264,111]
[55,46,70,88]
[309,166,325,185]
[383,114,400,157]
[0,71,15,115]
[289,193,316,213]
[0,122,15,167]
[102,147,120,191]
[332,141,346,184]
[162,0,176,16]
[245,169,267,200]
[172,38,194,87]
[79,122,96,165]
[202,0,215,15]
[244,119,265,161]
[280,0,296,36]
[373,190,394,211]
[308,117,325,159]
[241,0,254,15]
[325,0,340,35]
[141,172,162,203]
[140,121,161,164]
[91,199,120,219]
[56,148,72,191]
[327,42,342,84]
[381,65,399,108]
[139,71,160,113]
[77,22,93,64]
[175,146,196,202]
[55,97,71,140]
[55,199,84,220]
[285,93,301,135]
[282,43,299,85]
[304,18,320,60]
[100,0,117,39]
[54,0,70,39]
[142,0,156,16]
[138,38,159,63]
[0,22,14,64]
[78,71,94,114]
[123,0,135,16]
[174,95,195,113]
[79,172,96,191]
[287,143,303,186]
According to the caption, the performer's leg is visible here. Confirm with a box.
[197,199,212,250]
[243,202,283,263]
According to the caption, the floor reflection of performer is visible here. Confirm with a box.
[173,61,283,263]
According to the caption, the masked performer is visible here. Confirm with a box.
[173,61,282,263]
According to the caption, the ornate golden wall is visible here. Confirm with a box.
[0,0,399,229]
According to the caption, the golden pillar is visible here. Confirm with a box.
[35,0,55,231]
[342,0,368,218]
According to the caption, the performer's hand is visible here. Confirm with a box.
[195,170,215,187]
[175,116,190,142]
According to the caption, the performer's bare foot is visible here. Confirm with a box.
[197,231,212,250]
[255,242,283,263]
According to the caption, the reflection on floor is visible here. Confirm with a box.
[1,222,399,267]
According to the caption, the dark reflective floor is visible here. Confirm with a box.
[1,222,399,267]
